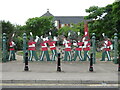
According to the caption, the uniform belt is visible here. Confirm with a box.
[50,46,55,48]
[41,46,47,48]
[10,47,14,48]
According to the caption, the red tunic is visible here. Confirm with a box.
[64,42,71,51]
[104,40,112,51]
[75,42,84,51]
[48,41,56,50]
[40,41,48,51]
[83,43,91,51]
[28,41,36,51]
[9,41,15,51]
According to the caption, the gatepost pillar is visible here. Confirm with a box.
[113,33,118,64]
[2,33,7,62]
[92,33,96,64]
[23,33,27,63]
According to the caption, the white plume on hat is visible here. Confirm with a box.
[102,33,105,37]
[68,32,71,36]
[12,33,15,37]
[35,36,39,42]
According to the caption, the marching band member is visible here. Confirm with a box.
[73,36,84,61]
[83,36,91,61]
[63,33,72,61]
[28,32,39,61]
[8,34,16,61]
[101,35,112,61]
[39,36,51,61]
[48,37,58,61]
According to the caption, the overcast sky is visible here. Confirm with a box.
[0,0,115,25]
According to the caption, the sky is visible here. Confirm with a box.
[0,0,115,25]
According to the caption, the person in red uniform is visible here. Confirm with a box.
[83,36,91,61]
[101,37,112,61]
[73,39,84,61]
[63,36,72,61]
[28,34,39,61]
[39,36,51,61]
[48,37,58,61]
[8,38,16,61]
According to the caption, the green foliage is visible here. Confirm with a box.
[112,1,120,38]
[25,16,54,36]
[85,1,120,40]
[58,26,71,36]
[58,22,84,37]
[85,6,105,20]
[14,36,23,50]
[1,20,15,37]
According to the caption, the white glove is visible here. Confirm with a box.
[65,43,69,47]
[73,43,77,46]
[53,36,57,41]
[85,31,87,35]
[46,37,48,41]
[63,39,67,44]
[82,37,85,42]
[30,32,33,36]
[36,36,39,39]
[41,36,43,39]
[43,38,46,41]
[35,36,39,42]
[110,45,113,50]
[78,32,80,35]
[83,46,86,48]
[49,32,51,35]
[12,41,16,46]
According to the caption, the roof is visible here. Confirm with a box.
[42,9,54,17]
[41,10,85,24]
[54,16,84,24]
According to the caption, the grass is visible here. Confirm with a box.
[17,50,52,56]
[17,50,103,59]
[17,51,23,55]
[96,51,102,58]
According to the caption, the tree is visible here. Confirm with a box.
[58,22,84,37]
[1,20,15,37]
[25,16,54,36]
[112,1,120,38]
[85,3,119,40]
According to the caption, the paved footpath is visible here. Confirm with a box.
[1,55,119,85]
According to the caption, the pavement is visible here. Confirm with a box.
[1,55,119,86]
